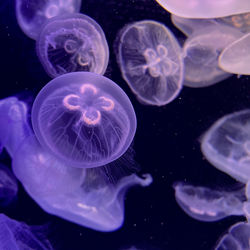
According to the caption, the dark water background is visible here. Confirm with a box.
[0,0,250,249]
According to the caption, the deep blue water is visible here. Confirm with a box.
[0,0,250,249]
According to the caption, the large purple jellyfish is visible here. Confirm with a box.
[32,72,137,168]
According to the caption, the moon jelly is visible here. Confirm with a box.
[174,182,245,222]
[32,72,137,168]
[183,24,242,88]
[201,109,250,183]
[0,213,53,249]
[13,135,153,232]
[219,33,250,75]
[15,0,82,40]
[155,0,250,19]
[0,97,32,157]
[116,20,183,106]
[0,163,18,207]
[36,13,109,78]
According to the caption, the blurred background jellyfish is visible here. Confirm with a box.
[155,0,250,19]
[201,109,250,184]
[0,163,18,207]
[219,33,250,75]
[15,0,82,40]
[174,182,246,222]
[36,13,109,78]
[0,97,32,157]
[214,221,250,250]
[116,20,183,106]
[12,134,152,232]
[32,72,137,168]
[182,24,243,88]
[0,213,53,249]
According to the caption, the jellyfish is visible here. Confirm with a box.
[0,97,32,157]
[0,163,18,207]
[12,134,153,232]
[36,13,109,78]
[155,0,250,19]
[201,109,250,184]
[116,20,183,106]
[31,72,137,168]
[174,182,246,222]
[15,0,82,40]
[182,24,243,88]
[0,213,53,249]
[214,221,250,250]
[219,33,250,75]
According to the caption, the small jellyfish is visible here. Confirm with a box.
[214,221,250,250]
[116,20,183,106]
[0,97,32,157]
[36,13,109,77]
[32,72,137,168]
[183,24,243,88]
[219,33,250,75]
[174,182,245,222]
[201,109,250,183]
[12,134,153,232]
[15,0,82,39]
[0,213,53,250]
[0,163,18,207]
[155,0,250,19]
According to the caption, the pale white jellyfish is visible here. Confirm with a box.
[183,24,243,87]
[201,109,250,184]
[219,33,250,75]
[174,182,246,222]
[155,0,250,19]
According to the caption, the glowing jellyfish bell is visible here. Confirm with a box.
[31,72,137,168]
[36,13,109,78]
[116,20,183,106]
[155,0,250,19]
[219,33,250,75]
[201,109,250,184]
[15,0,82,40]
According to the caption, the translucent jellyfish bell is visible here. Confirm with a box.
[0,97,32,157]
[36,13,109,78]
[155,0,250,19]
[116,20,184,106]
[219,33,250,75]
[12,135,153,232]
[32,72,137,168]
[201,109,250,183]
[0,213,53,249]
[183,24,243,88]
[15,0,82,40]
[174,182,245,222]
[215,222,250,250]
